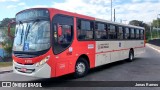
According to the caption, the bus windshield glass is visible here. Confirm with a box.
[13,20,50,52]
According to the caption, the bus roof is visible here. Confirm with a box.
[16,8,145,30]
[96,18,145,30]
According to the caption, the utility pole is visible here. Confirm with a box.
[111,0,112,21]
[114,9,116,22]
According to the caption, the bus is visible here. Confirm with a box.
[8,8,145,78]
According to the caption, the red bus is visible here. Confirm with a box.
[8,8,145,78]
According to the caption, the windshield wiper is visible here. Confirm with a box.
[25,19,40,40]
[18,21,24,45]
[16,21,24,45]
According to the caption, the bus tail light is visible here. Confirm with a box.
[35,56,50,67]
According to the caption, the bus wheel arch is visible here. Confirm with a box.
[78,54,90,67]
[74,54,90,78]
[130,48,134,56]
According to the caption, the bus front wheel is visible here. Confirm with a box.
[74,58,89,78]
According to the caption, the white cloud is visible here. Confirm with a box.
[0,0,7,2]
[115,1,160,23]
[0,0,18,2]
[51,0,160,23]
[7,5,17,9]
[10,0,18,2]
[24,5,49,9]
[52,0,112,21]
[18,2,25,6]
[132,0,142,3]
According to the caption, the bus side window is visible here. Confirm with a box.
[130,28,135,39]
[58,25,72,44]
[95,22,108,40]
[124,27,129,39]
[140,30,144,39]
[108,24,117,39]
[117,26,123,40]
[77,19,94,40]
[136,29,140,39]
[52,15,74,54]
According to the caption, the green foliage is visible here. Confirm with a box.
[0,18,15,27]
[129,20,143,26]
[0,18,15,57]
[0,62,12,67]
[1,27,15,56]
[152,19,160,27]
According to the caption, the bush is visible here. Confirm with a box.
[0,27,14,57]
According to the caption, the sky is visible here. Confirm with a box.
[0,0,160,24]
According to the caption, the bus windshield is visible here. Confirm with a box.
[13,20,50,52]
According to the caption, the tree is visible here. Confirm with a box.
[0,27,15,57]
[0,18,15,57]
[0,18,15,27]
[129,20,143,26]
[152,19,160,28]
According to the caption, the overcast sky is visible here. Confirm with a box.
[0,0,160,23]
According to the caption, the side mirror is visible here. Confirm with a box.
[8,20,16,39]
[57,24,62,37]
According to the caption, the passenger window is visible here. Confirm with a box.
[124,28,130,39]
[108,24,117,39]
[77,19,94,40]
[58,25,72,44]
[95,23,108,40]
[130,28,135,39]
[140,30,144,39]
[136,29,140,39]
[52,15,73,54]
[117,26,123,39]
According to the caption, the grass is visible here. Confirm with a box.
[0,62,12,67]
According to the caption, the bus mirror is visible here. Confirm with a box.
[58,24,62,37]
[8,20,16,39]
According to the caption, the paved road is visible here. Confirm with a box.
[1,46,160,90]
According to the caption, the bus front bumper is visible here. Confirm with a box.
[13,61,51,78]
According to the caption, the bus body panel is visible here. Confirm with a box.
[12,8,145,78]
[95,40,145,67]
[49,9,95,77]
[13,60,51,78]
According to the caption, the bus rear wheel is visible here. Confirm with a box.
[74,58,89,78]
[127,50,134,62]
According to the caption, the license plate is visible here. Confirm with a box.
[20,68,27,72]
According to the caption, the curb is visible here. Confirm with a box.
[0,66,13,74]
[0,70,13,74]
[146,43,160,53]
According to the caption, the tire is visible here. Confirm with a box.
[127,50,134,62]
[74,58,89,78]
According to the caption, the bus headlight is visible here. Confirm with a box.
[35,56,50,67]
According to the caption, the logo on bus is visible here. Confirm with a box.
[98,43,109,50]
[25,60,32,63]
[119,42,121,47]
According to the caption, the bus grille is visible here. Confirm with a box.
[13,54,38,58]
[15,67,35,74]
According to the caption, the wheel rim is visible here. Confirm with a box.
[130,53,133,60]
[76,62,86,74]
